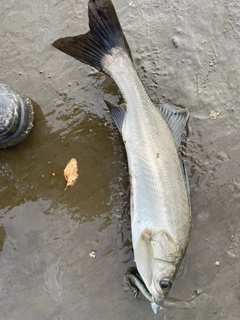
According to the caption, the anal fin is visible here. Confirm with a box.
[157,102,189,147]
[104,100,126,133]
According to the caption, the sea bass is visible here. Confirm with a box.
[52,0,191,313]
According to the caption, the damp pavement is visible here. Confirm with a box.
[0,0,240,319]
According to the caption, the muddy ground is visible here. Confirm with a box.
[0,0,240,319]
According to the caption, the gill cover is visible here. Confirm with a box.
[135,229,181,286]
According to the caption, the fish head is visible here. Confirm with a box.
[150,259,177,303]
[149,260,178,314]
[134,229,181,308]
[135,258,178,314]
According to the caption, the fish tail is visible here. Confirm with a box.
[52,0,132,72]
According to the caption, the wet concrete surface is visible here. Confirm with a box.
[0,0,240,319]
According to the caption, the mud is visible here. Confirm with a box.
[0,0,240,319]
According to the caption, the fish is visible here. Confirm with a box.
[125,267,154,303]
[52,0,191,313]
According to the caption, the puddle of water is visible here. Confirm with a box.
[0,0,240,319]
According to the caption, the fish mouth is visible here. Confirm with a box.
[144,281,166,308]
[152,295,164,306]
[150,295,165,314]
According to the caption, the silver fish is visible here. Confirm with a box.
[52,0,191,313]
[125,267,154,303]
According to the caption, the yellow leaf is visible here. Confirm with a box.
[63,158,78,190]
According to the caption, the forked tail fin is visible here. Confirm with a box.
[52,0,132,72]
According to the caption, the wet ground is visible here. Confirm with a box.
[1,0,240,319]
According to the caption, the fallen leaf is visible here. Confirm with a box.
[63,158,78,190]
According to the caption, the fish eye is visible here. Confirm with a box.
[159,279,172,290]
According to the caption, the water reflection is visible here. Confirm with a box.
[0,100,128,224]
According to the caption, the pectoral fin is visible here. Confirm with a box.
[134,230,154,286]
